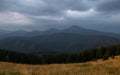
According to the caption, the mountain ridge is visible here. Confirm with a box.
[0,26,120,40]
[0,26,120,53]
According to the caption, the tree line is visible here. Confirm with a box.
[0,44,120,64]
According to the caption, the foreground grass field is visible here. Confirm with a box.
[0,56,120,75]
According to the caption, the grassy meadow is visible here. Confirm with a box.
[0,56,120,75]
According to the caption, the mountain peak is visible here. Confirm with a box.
[47,28,59,32]
[16,30,26,32]
[70,26,84,28]
[64,26,87,32]
[67,26,86,30]
[32,30,40,32]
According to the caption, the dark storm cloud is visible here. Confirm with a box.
[0,0,91,16]
[96,0,120,12]
[0,0,10,11]
[0,0,20,11]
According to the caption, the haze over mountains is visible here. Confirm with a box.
[0,26,120,39]
[0,26,120,53]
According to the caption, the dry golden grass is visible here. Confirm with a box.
[0,56,120,75]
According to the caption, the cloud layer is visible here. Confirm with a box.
[0,0,120,33]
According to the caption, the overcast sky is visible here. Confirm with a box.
[0,0,120,33]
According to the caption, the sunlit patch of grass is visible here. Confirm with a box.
[76,63,92,67]
[0,71,21,75]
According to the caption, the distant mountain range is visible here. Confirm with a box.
[0,30,10,37]
[0,26,120,39]
[0,26,120,53]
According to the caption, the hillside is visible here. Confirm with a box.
[0,55,120,75]
[0,33,120,53]
[0,26,120,53]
